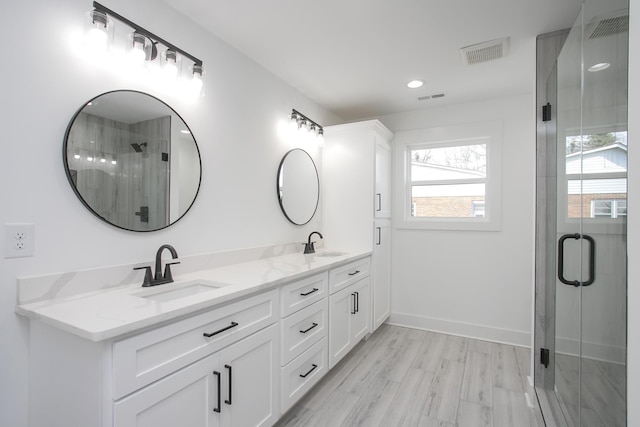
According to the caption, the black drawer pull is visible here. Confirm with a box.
[348,270,360,276]
[224,365,232,405]
[300,288,319,296]
[213,371,221,413]
[300,364,318,378]
[203,322,239,338]
[300,323,318,334]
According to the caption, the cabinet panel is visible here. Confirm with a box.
[112,290,278,399]
[375,141,392,219]
[328,277,370,368]
[328,286,352,368]
[350,278,371,342]
[280,272,328,317]
[329,258,370,294]
[219,324,279,427]
[114,352,219,427]
[373,221,391,331]
[281,298,328,365]
[281,337,328,414]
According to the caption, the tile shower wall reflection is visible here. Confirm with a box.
[66,112,170,230]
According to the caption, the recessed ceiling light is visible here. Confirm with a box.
[407,80,424,89]
[588,62,611,72]
[180,129,191,134]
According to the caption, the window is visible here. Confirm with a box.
[394,121,502,231]
[564,131,627,221]
[591,199,627,218]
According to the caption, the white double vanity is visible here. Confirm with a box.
[17,120,393,427]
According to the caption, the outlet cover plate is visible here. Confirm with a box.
[4,223,35,258]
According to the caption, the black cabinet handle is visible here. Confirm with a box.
[376,227,381,245]
[213,371,221,413]
[300,288,319,297]
[300,364,318,378]
[351,293,357,314]
[376,193,382,211]
[558,233,596,287]
[348,270,360,276]
[355,291,359,313]
[224,365,232,405]
[300,323,318,334]
[203,322,239,338]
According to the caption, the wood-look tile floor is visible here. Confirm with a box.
[276,325,545,427]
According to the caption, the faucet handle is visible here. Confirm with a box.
[163,261,180,282]
[133,266,153,287]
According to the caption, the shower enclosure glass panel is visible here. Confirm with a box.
[536,0,628,426]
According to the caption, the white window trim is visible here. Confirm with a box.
[393,121,502,231]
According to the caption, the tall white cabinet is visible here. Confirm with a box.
[323,120,393,332]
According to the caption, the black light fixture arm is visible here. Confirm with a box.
[92,1,203,67]
[292,109,323,132]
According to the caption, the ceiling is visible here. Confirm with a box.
[162,0,582,121]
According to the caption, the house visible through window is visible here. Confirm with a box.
[565,131,627,220]
[409,143,487,219]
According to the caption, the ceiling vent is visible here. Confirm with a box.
[588,14,628,39]
[459,37,509,65]
[418,93,445,101]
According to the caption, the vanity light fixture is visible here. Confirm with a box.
[84,2,205,96]
[289,109,324,146]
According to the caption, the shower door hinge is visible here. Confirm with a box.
[542,103,552,122]
[540,348,550,368]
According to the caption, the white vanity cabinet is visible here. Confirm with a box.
[328,276,371,368]
[114,324,278,427]
[27,289,280,427]
[323,120,393,334]
[279,272,329,414]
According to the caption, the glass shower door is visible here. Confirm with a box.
[542,0,628,426]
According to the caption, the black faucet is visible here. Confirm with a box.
[133,244,181,287]
[303,231,323,254]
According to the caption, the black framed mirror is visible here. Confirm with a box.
[277,148,319,225]
[63,90,202,232]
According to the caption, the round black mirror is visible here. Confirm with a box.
[277,148,319,225]
[63,90,202,232]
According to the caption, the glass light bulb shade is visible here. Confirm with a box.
[84,10,112,52]
[189,64,204,96]
[128,32,148,66]
[161,50,179,79]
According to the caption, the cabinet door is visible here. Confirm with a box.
[373,221,391,331]
[350,277,371,342]
[219,324,279,427]
[375,141,392,218]
[328,286,353,368]
[114,352,220,427]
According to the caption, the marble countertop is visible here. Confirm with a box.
[16,250,371,342]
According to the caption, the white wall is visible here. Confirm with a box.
[0,1,338,426]
[376,92,536,346]
[626,0,638,425]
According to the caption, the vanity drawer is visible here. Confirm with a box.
[329,257,370,294]
[281,298,328,365]
[281,337,328,414]
[280,271,328,317]
[112,289,278,400]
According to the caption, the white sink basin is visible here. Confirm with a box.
[131,280,228,302]
[314,251,347,258]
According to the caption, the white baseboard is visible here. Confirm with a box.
[388,312,531,347]
[555,336,626,364]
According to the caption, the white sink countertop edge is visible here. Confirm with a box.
[16,250,371,342]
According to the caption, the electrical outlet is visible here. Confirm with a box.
[4,223,35,258]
